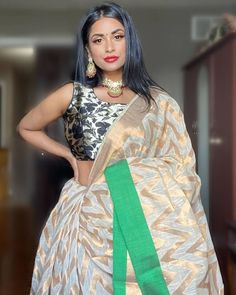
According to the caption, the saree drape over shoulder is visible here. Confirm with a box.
[30,89,224,295]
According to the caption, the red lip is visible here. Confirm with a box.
[104,56,119,62]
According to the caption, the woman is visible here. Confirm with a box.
[17,2,224,294]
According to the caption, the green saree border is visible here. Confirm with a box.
[104,159,170,295]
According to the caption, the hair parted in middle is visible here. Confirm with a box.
[74,1,167,108]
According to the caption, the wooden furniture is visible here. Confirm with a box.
[183,32,236,295]
[0,148,8,202]
[227,220,236,294]
[0,205,34,295]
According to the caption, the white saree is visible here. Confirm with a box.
[30,88,224,294]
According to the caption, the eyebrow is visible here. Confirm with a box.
[91,28,124,38]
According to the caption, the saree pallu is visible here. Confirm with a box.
[30,89,224,294]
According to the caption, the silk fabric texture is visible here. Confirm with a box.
[30,88,224,294]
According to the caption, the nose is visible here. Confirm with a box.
[105,37,114,53]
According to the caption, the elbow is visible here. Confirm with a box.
[16,120,25,138]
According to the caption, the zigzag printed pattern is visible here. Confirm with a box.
[30,91,224,294]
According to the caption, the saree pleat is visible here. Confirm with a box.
[30,89,224,294]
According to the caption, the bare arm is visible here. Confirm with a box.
[17,82,79,181]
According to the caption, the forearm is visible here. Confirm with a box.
[18,128,71,160]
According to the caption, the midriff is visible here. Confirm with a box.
[76,159,95,186]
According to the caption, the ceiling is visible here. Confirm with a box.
[0,0,235,10]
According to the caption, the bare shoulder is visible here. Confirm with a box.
[47,82,74,115]
[18,82,75,131]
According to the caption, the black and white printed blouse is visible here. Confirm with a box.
[63,81,127,160]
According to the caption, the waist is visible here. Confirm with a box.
[77,159,94,186]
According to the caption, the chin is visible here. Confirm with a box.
[99,63,124,73]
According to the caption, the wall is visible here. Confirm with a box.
[0,3,235,205]
[0,4,235,107]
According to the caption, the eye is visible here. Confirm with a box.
[114,35,124,40]
[93,38,102,44]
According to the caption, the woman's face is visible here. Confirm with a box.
[86,17,126,75]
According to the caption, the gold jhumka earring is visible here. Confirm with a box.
[86,56,96,78]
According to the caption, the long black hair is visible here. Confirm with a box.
[74,1,167,108]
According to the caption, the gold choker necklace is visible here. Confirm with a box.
[101,77,125,98]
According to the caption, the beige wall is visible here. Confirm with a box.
[0,4,236,204]
[0,5,235,107]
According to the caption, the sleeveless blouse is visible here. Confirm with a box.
[63,81,127,160]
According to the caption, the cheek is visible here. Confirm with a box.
[89,47,101,59]
[119,40,126,54]
[88,42,102,58]
[120,44,126,60]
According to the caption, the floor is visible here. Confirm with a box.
[0,204,36,295]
